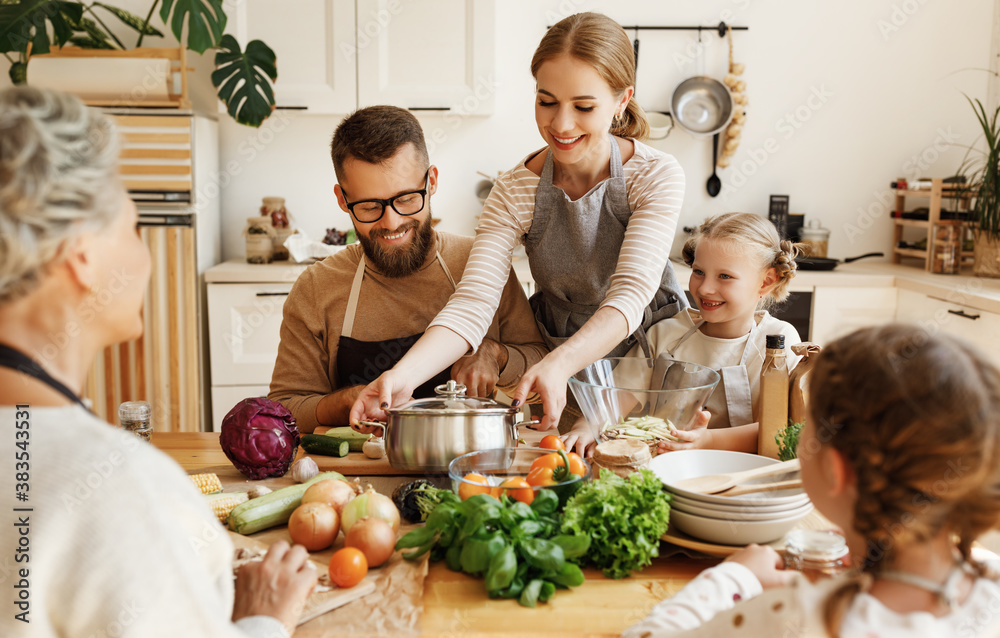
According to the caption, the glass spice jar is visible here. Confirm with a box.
[119,400,153,442]
[783,529,850,581]
[931,224,961,275]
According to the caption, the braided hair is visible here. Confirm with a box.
[808,325,1000,636]
[681,212,802,310]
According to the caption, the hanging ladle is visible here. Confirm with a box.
[706,133,722,197]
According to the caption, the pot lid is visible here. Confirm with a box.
[386,380,517,415]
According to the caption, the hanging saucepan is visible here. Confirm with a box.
[670,76,734,136]
[795,252,885,271]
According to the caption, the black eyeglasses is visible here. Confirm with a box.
[341,169,430,223]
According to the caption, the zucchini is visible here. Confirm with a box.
[302,434,350,457]
[227,470,345,534]
[323,426,372,452]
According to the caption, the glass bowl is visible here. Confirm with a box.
[568,356,720,443]
[448,447,591,506]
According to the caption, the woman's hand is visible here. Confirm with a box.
[725,544,796,590]
[349,370,416,432]
[511,357,573,430]
[656,410,711,454]
[561,418,597,457]
[232,540,317,635]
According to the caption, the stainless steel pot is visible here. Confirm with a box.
[360,381,534,472]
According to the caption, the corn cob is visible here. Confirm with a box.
[190,473,223,495]
[205,492,249,524]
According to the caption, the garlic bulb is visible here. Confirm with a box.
[290,456,319,483]
[247,485,273,499]
[363,437,385,459]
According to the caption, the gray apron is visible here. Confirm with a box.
[525,134,687,359]
[666,316,759,427]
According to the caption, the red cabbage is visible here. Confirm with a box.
[220,397,301,479]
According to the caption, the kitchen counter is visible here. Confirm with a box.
[155,431,716,636]
[670,259,1000,314]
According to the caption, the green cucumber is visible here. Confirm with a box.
[227,470,345,535]
[323,426,371,452]
[301,434,350,457]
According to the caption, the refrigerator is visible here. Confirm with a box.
[82,110,220,433]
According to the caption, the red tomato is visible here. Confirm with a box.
[539,435,566,451]
[497,477,535,505]
[328,547,368,588]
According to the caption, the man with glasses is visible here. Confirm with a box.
[269,106,547,433]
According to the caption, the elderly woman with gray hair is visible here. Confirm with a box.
[0,87,314,637]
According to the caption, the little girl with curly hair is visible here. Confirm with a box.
[564,212,802,455]
[624,324,1000,637]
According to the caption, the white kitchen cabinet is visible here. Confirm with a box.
[207,281,293,430]
[230,0,494,115]
[895,289,1000,368]
[810,286,898,346]
[356,0,495,113]
[228,0,357,113]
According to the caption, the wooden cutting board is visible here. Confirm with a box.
[229,531,376,624]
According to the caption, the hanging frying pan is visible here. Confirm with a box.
[795,252,884,271]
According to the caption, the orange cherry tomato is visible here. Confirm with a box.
[497,477,535,505]
[566,452,587,477]
[526,465,556,487]
[458,473,491,501]
[539,435,566,451]
[529,452,562,473]
[328,547,368,588]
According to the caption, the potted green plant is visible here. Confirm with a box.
[960,97,1000,277]
[0,0,277,127]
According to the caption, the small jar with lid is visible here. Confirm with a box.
[783,529,850,581]
[244,216,274,264]
[260,197,293,261]
[799,219,830,258]
[119,401,153,442]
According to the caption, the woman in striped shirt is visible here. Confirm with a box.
[352,13,687,430]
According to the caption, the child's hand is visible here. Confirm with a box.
[725,544,796,590]
[656,410,711,454]
[561,418,596,458]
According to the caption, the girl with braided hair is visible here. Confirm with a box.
[564,212,802,456]
[624,324,1000,637]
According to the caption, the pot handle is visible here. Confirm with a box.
[357,420,386,436]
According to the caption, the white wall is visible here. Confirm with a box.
[3,0,996,263]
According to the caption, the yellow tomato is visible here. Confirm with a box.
[539,435,566,451]
[497,477,535,505]
[458,472,491,500]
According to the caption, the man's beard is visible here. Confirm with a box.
[357,213,434,278]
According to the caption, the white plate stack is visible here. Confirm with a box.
[650,450,812,545]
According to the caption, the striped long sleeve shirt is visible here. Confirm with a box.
[429,138,685,349]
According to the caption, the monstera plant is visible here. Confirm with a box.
[0,0,277,127]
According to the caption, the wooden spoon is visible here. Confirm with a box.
[671,459,801,494]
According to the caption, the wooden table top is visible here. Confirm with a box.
[154,431,719,636]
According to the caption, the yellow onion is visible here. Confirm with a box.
[341,485,400,534]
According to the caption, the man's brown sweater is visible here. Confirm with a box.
[269,231,547,432]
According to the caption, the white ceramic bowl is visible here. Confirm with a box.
[670,492,810,516]
[650,449,807,507]
[670,506,813,545]
[647,112,673,140]
[671,497,813,522]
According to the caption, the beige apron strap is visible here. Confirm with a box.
[435,252,457,289]
[720,318,761,426]
[341,256,367,339]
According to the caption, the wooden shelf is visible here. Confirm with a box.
[892,178,973,273]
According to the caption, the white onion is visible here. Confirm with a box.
[341,485,400,534]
